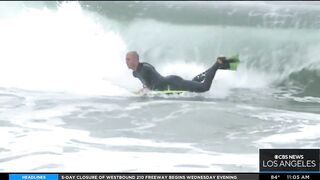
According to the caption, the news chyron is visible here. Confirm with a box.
[2,149,320,180]
[260,149,319,172]
[259,149,320,180]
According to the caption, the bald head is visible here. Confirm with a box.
[126,51,140,71]
[127,51,139,60]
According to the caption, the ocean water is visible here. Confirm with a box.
[0,1,319,172]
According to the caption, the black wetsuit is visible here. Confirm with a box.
[133,62,221,93]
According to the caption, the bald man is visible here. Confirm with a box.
[125,51,231,93]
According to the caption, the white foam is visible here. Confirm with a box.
[253,110,320,146]
[0,2,136,96]
[257,123,320,144]
[0,122,258,172]
[2,149,257,172]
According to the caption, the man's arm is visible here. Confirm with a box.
[133,63,158,93]
[140,63,158,89]
[136,85,150,95]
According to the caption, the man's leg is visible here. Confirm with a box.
[163,62,220,92]
[160,75,201,91]
[192,71,207,83]
[193,62,220,92]
[192,57,230,82]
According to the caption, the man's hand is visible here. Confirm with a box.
[136,87,150,95]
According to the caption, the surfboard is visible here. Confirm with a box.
[134,89,188,96]
[147,90,188,95]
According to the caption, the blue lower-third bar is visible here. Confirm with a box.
[9,174,59,180]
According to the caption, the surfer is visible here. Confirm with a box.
[126,51,232,93]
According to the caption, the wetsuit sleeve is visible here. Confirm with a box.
[132,63,163,90]
[140,64,155,87]
[142,63,165,90]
